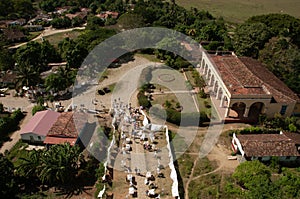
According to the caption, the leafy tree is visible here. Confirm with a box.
[117,13,145,29]
[0,103,4,113]
[39,143,84,185]
[17,149,42,179]
[0,1,14,18]
[258,37,300,93]
[32,104,46,115]
[12,0,36,19]
[247,14,300,47]
[71,16,84,27]
[51,17,72,29]
[0,154,16,197]
[39,0,55,12]
[15,63,41,90]
[233,160,277,198]
[45,66,76,92]
[0,47,15,71]
[15,42,44,72]
[66,43,88,68]
[87,15,105,30]
[233,22,271,58]
[40,40,61,64]
[275,170,300,198]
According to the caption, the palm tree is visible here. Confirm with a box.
[39,143,84,186]
[15,62,41,91]
[16,149,42,179]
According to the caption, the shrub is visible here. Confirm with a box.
[32,105,46,115]
[137,90,151,109]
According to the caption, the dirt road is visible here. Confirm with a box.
[9,26,86,49]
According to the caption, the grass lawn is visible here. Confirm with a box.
[40,30,83,47]
[175,0,300,23]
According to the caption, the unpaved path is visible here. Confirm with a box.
[9,26,86,49]
[184,123,249,198]
[0,90,34,153]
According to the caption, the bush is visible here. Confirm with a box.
[0,109,25,147]
[51,17,72,29]
[32,105,46,115]
[137,90,151,109]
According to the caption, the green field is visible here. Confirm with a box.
[175,0,300,23]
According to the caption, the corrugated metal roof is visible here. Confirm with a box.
[20,110,60,136]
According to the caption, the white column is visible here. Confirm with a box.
[220,95,225,107]
[244,107,250,117]
[216,88,221,99]
[225,107,230,117]
[209,76,214,86]
[206,70,210,79]
[213,81,217,93]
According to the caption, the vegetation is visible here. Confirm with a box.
[0,109,24,147]
[0,154,16,197]
[227,160,300,198]
[233,14,300,93]
[0,0,35,20]
[175,0,300,23]
[31,104,46,115]
[0,143,102,198]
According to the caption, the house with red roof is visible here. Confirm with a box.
[232,132,300,162]
[20,110,60,144]
[44,112,83,146]
[20,110,87,146]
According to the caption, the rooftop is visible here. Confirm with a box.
[43,136,77,146]
[237,132,300,157]
[20,110,60,136]
[210,54,299,103]
[47,112,78,138]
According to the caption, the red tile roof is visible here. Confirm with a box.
[43,136,77,146]
[237,132,300,157]
[44,112,86,145]
[47,112,78,138]
[20,110,60,136]
[239,57,299,103]
[210,54,299,103]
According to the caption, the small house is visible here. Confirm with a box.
[232,132,300,162]
[20,110,60,144]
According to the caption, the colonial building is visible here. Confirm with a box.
[232,132,300,161]
[199,50,299,121]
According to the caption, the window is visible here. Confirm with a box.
[38,136,41,140]
[280,105,287,115]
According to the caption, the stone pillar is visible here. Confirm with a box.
[216,88,221,100]
[209,76,214,86]
[225,107,230,117]
[206,70,210,80]
[213,81,217,93]
[244,107,250,117]
[220,95,225,107]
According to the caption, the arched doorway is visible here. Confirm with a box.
[249,102,265,120]
[231,102,246,118]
